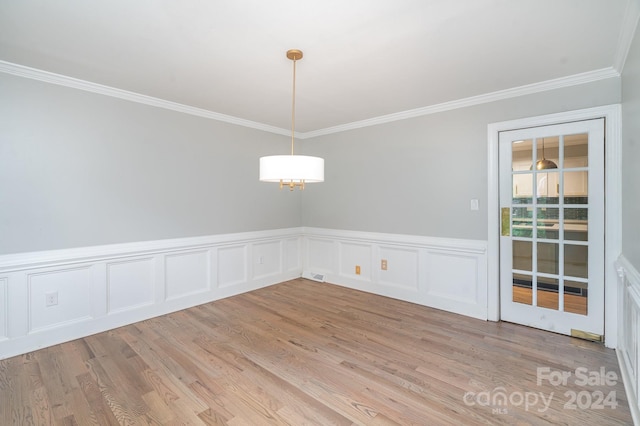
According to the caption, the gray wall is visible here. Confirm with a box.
[0,73,300,255]
[302,78,621,241]
[0,67,627,255]
[622,24,640,271]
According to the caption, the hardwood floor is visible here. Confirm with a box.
[0,278,632,425]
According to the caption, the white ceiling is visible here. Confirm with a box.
[0,1,635,135]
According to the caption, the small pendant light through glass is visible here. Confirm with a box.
[260,49,324,190]
[531,137,558,170]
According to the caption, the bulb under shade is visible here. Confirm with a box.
[259,155,324,183]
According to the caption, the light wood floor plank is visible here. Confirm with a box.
[0,278,633,425]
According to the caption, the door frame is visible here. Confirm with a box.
[487,104,621,348]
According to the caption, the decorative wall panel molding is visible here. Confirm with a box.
[28,267,92,333]
[616,255,640,425]
[304,238,334,274]
[0,278,7,341]
[0,228,302,360]
[339,242,373,281]
[107,257,155,314]
[284,238,301,272]
[217,245,248,288]
[302,227,488,320]
[378,246,419,291]
[252,241,282,280]
[1,226,492,359]
[165,250,210,300]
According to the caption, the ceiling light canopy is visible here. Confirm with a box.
[260,49,324,190]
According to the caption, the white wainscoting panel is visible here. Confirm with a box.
[28,267,92,333]
[165,250,210,300]
[616,255,640,425]
[0,278,7,341]
[379,246,419,290]
[0,228,302,359]
[302,227,488,320]
[217,245,247,288]
[284,238,301,272]
[107,257,155,314]
[339,242,372,281]
[252,241,281,280]
[306,238,335,275]
[425,251,485,319]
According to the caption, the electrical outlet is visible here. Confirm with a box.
[45,292,58,307]
[381,259,388,270]
[355,265,361,275]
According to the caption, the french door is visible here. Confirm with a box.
[499,119,605,338]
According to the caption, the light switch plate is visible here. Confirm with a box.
[470,199,479,211]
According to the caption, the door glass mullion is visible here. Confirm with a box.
[533,136,561,311]
[532,138,539,307]
[558,135,565,312]
[511,137,534,306]
[563,132,589,316]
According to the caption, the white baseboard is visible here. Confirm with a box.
[301,227,488,320]
[0,228,302,359]
[616,254,640,425]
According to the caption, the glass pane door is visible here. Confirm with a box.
[499,119,604,336]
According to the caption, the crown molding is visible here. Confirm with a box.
[0,60,290,137]
[612,0,640,73]
[0,60,620,139]
[300,67,620,139]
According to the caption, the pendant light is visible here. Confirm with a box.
[531,137,558,170]
[259,49,324,190]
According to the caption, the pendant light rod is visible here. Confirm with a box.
[291,53,296,155]
[287,49,302,156]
